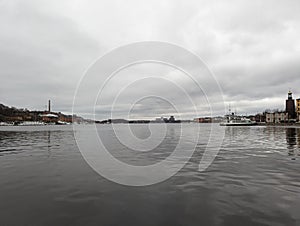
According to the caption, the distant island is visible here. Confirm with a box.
[96,116,184,124]
[0,101,184,126]
[0,101,87,126]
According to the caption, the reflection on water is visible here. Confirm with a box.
[0,125,299,226]
[286,127,300,158]
[47,130,51,158]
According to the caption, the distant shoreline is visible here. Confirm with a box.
[2,122,300,127]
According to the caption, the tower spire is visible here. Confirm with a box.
[288,90,293,100]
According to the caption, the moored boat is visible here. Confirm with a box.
[220,113,257,126]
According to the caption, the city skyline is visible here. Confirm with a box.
[1,89,299,122]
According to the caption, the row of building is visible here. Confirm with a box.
[193,91,300,124]
[265,91,300,124]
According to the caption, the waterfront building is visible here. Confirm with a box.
[169,116,175,123]
[296,98,300,121]
[265,111,288,124]
[254,113,266,123]
[154,117,166,123]
[286,91,296,120]
[194,117,212,123]
[39,113,58,123]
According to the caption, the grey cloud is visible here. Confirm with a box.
[0,0,100,112]
[1,0,299,119]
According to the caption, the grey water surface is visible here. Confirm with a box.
[0,124,299,226]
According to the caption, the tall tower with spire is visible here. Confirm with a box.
[286,90,296,120]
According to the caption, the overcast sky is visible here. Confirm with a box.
[1,0,300,119]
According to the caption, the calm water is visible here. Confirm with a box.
[0,124,299,226]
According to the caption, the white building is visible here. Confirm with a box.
[265,112,288,123]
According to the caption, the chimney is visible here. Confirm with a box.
[48,100,51,112]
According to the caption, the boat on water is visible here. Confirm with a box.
[220,112,257,126]
[18,121,46,126]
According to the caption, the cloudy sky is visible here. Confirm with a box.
[1,0,299,119]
